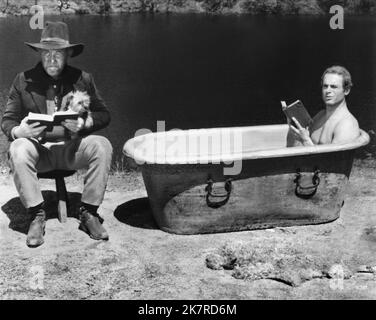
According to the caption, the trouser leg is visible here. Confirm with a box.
[60,135,113,207]
[8,138,53,209]
[57,135,112,241]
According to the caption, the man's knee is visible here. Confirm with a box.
[83,135,113,161]
[9,138,39,164]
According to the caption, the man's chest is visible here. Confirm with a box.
[311,119,335,144]
[23,80,78,114]
[45,83,63,114]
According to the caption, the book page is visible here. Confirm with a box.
[53,110,79,116]
[286,100,300,109]
[27,112,53,122]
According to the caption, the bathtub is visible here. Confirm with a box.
[123,124,370,234]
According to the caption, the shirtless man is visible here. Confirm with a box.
[287,65,360,146]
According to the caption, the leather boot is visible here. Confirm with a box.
[78,206,109,240]
[26,209,46,247]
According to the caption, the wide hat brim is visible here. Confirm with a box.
[25,42,84,58]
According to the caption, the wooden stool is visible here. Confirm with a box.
[37,170,76,223]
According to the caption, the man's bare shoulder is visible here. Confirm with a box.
[332,112,360,143]
[335,112,359,131]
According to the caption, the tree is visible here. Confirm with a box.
[1,0,9,13]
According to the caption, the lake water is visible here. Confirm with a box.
[0,14,376,165]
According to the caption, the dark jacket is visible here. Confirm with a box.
[1,62,110,141]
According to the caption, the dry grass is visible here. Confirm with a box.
[206,241,354,287]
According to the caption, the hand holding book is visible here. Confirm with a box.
[282,100,314,146]
[26,110,80,132]
[13,117,47,139]
[289,117,314,146]
[281,100,312,129]
[62,118,85,134]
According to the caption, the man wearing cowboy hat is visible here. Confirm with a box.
[1,21,113,247]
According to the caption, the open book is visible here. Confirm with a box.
[27,110,79,132]
[281,100,312,129]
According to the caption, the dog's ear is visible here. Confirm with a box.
[61,92,74,111]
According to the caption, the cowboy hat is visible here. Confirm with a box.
[25,21,84,58]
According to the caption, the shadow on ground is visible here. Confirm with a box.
[113,197,158,230]
[1,190,82,234]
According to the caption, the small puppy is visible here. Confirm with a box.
[62,90,91,129]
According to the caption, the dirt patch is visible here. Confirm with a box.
[1,160,376,299]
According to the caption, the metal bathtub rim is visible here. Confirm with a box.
[123,124,370,164]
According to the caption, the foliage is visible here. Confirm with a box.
[240,0,278,14]
[0,0,375,17]
[317,0,374,13]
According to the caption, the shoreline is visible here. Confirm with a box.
[0,1,376,17]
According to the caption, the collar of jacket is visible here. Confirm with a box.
[24,62,81,86]
[23,62,83,114]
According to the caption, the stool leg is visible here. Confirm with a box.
[55,177,68,223]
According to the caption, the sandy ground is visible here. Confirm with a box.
[1,160,376,300]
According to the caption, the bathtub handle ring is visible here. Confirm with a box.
[205,179,232,208]
[294,169,320,199]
